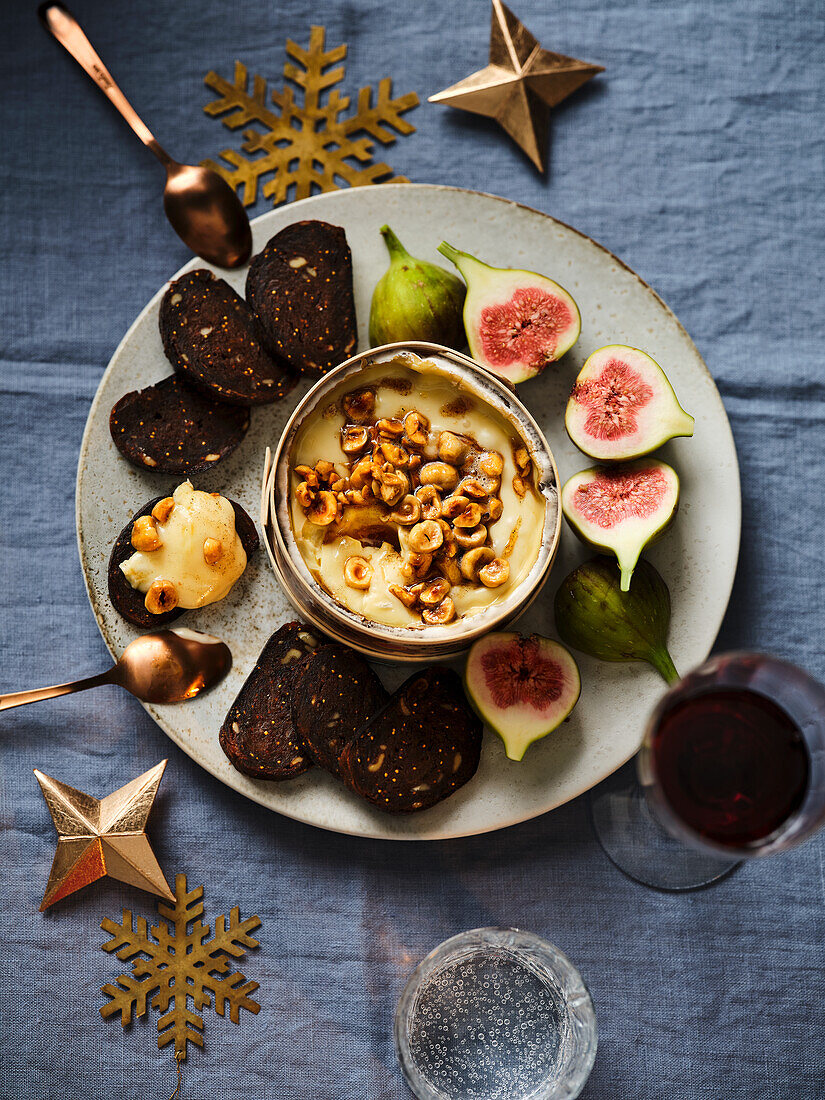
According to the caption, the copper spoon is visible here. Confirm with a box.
[0,629,232,711]
[38,3,252,269]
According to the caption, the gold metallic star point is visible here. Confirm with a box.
[35,760,174,911]
[428,0,603,171]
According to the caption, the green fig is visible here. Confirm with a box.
[369,226,466,349]
[553,557,680,685]
[437,241,581,383]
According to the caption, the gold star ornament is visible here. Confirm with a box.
[35,760,174,911]
[428,0,603,171]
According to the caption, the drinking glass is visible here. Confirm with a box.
[590,652,825,891]
[394,927,597,1100]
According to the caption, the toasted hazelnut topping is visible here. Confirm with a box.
[296,465,320,489]
[441,494,471,520]
[408,453,422,472]
[344,555,373,590]
[485,498,504,522]
[437,431,465,464]
[457,476,489,499]
[478,451,505,477]
[349,455,373,490]
[512,475,529,499]
[419,577,451,607]
[408,520,444,554]
[376,417,404,436]
[380,439,409,466]
[419,461,459,491]
[144,579,178,615]
[403,411,429,449]
[131,515,161,552]
[306,490,339,525]
[315,460,336,483]
[203,537,223,565]
[452,502,483,529]
[343,389,375,422]
[439,539,458,559]
[151,497,175,525]
[390,495,422,526]
[439,558,463,586]
[415,485,442,520]
[401,552,433,579]
[341,425,369,454]
[454,523,488,549]
[295,481,315,509]
[389,583,420,608]
[422,597,456,625]
[377,467,409,507]
[460,546,495,581]
[331,478,348,493]
[479,557,510,588]
[515,446,531,473]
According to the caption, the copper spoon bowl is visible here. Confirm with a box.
[0,629,232,711]
[38,3,252,269]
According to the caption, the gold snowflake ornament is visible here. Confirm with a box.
[202,26,419,207]
[100,874,261,1059]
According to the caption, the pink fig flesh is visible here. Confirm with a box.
[464,632,581,761]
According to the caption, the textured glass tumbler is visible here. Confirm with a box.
[394,928,597,1100]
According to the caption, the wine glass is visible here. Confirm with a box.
[590,652,825,891]
[395,928,597,1100]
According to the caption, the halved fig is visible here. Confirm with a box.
[561,460,679,591]
[565,345,694,460]
[437,242,580,384]
[464,632,581,762]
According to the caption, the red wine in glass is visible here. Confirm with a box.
[591,653,825,890]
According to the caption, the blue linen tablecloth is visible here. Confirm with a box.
[2,0,824,1096]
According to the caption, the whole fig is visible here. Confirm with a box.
[369,226,466,349]
[553,556,679,685]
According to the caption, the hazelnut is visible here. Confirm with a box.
[485,498,504,522]
[306,490,339,525]
[514,446,531,474]
[415,485,442,520]
[389,583,420,608]
[151,497,175,524]
[457,476,490,499]
[131,515,161,552]
[378,468,409,507]
[512,475,529,499]
[403,411,429,449]
[437,431,465,464]
[408,453,422,472]
[419,577,451,607]
[331,478,348,493]
[419,461,459,491]
[454,523,488,549]
[479,557,510,588]
[344,555,373,590]
[343,389,375,422]
[452,502,483,529]
[315,460,336,484]
[295,481,315,509]
[376,417,404,436]
[401,552,433,579]
[380,439,409,466]
[295,464,319,489]
[203,537,223,565]
[407,520,444,554]
[341,425,369,454]
[422,597,456,625]
[441,494,471,520]
[390,495,422,526]
[460,546,495,581]
[144,579,178,615]
[478,451,505,477]
[349,455,373,490]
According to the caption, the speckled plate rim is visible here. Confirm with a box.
[76,182,741,840]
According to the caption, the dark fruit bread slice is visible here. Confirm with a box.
[246,220,357,375]
[464,633,581,761]
[108,495,259,628]
[219,622,325,781]
[109,375,250,475]
[159,269,294,406]
[291,644,389,778]
[338,667,483,813]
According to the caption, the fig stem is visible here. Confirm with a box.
[437,241,461,265]
[379,224,409,261]
[648,645,680,686]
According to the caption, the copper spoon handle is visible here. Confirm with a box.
[0,669,117,712]
[38,3,172,167]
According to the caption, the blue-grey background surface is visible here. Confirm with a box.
[2,0,824,1097]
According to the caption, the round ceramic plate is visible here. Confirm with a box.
[77,184,740,840]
